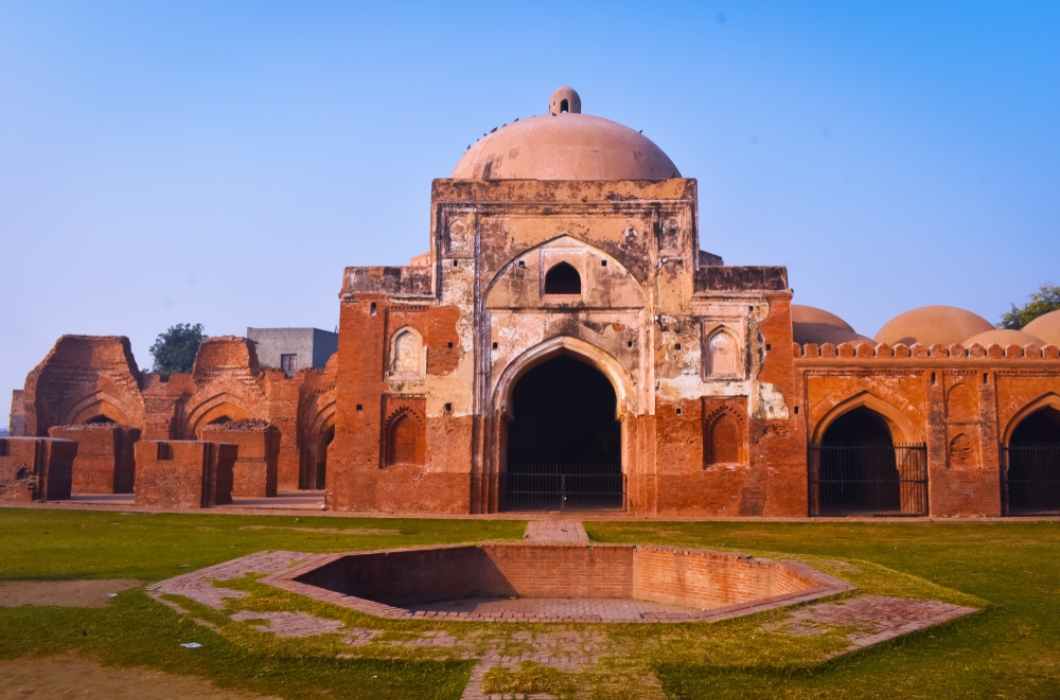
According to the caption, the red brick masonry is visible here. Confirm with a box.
[0,437,75,502]
[260,543,855,623]
[134,440,236,508]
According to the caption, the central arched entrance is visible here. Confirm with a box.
[503,354,622,511]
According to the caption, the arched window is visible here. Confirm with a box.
[385,412,421,466]
[707,331,739,377]
[390,328,424,377]
[706,412,741,466]
[544,262,581,295]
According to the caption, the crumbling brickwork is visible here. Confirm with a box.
[134,440,235,508]
[201,419,280,497]
[0,437,76,502]
[48,423,139,494]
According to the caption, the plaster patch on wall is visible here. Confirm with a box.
[751,382,790,420]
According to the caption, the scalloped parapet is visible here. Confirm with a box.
[794,340,1060,361]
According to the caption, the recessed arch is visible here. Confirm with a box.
[61,391,135,429]
[811,391,921,446]
[186,393,252,438]
[301,401,336,489]
[1003,393,1060,445]
[704,326,741,378]
[388,326,425,378]
[493,335,633,421]
[384,408,424,466]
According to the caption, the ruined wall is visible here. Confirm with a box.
[134,440,235,508]
[0,437,76,502]
[9,390,25,436]
[22,336,145,436]
[796,339,1060,517]
[48,423,139,494]
[201,419,280,497]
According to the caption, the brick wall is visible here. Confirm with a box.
[201,423,279,497]
[48,424,139,494]
[0,437,75,501]
[134,440,236,508]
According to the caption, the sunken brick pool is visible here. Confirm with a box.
[262,544,852,623]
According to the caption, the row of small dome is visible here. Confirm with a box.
[792,305,1060,349]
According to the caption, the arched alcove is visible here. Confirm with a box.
[384,410,424,466]
[705,410,742,466]
[706,329,740,377]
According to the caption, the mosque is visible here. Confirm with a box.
[6,87,1060,517]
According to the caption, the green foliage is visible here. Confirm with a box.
[998,282,1060,329]
[149,322,206,374]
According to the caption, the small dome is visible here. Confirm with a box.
[875,305,993,346]
[451,88,680,181]
[964,329,1046,348]
[1022,310,1060,347]
[791,305,874,345]
[549,86,581,115]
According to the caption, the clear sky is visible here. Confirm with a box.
[2,1,1058,427]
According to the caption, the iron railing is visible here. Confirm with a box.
[809,444,928,516]
[1002,445,1060,516]
[502,465,625,512]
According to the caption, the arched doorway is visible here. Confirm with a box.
[1004,407,1060,515]
[503,354,622,511]
[810,407,927,516]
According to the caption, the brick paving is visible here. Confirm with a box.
[784,594,977,647]
[229,610,346,637]
[407,595,700,622]
[522,520,588,544]
[147,550,306,610]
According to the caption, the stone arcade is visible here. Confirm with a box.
[6,87,1060,517]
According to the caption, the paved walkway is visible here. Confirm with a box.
[522,520,589,544]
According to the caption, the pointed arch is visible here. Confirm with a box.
[947,383,977,422]
[811,391,921,445]
[62,391,135,428]
[1003,393,1060,445]
[186,392,252,438]
[704,407,745,466]
[384,408,424,466]
[704,325,741,378]
[493,335,634,420]
[388,326,425,378]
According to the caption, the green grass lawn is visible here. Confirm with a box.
[1,508,1059,699]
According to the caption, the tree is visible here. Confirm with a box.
[150,323,207,375]
[998,283,1060,330]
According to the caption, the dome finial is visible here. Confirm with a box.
[549,86,581,115]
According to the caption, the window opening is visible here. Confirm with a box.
[544,262,581,295]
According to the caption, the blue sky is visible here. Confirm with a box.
[2,1,1058,426]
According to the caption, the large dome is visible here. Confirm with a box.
[451,87,680,181]
[963,329,1045,348]
[875,305,993,347]
[1022,310,1060,347]
[791,305,875,345]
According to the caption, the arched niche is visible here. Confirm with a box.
[704,326,741,378]
[811,391,922,446]
[388,326,425,378]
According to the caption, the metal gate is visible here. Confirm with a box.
[502,465,625,512]
[1002,445,1060,516]
[809,444,928,516]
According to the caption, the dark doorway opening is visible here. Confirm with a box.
[1003,407,1060,515]
[504,354,622,511]
[810,407,927,516]
[316,426,334,490]
[85,415,116,425]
